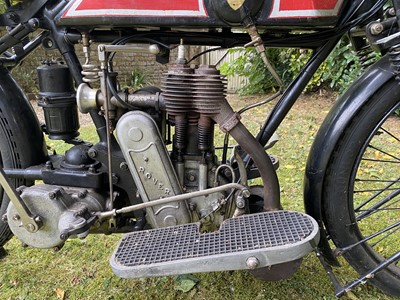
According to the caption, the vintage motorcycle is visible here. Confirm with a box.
[0,0,398,297]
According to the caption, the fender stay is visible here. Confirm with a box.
[304,55,395,265]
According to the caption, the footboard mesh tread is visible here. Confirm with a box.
[113,211,314,267]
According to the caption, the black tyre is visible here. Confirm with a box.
[0,120,26,247]
[0,69,47,249]
[323,79,400,296]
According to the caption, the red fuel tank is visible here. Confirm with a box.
[57,0,350,29]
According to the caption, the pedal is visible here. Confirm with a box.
[110,211,319,278]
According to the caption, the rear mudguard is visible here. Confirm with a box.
[0,66,48,168]
[304,55,395,265]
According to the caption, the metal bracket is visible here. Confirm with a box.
[0,168,42,232]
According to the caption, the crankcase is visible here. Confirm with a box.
[6,185,104,248]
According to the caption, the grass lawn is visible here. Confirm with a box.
[0,92,398,300]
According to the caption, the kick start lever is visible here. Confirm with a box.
[0,167,42,232]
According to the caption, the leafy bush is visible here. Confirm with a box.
[220,39,379,95]
[219,47,289,95]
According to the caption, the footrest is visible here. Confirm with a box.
[110,211,319,278]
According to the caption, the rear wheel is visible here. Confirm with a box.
[323,79,400,295]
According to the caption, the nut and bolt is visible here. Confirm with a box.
[45,161,53,170]
[388,8,396,17]
[12,214,20,221]
[49,188,61,200]
[186,172,197,182]
[223,169,232,178]
[26,223,36,233]
[88,148,98,158]
[370,23,384,36]
[235,197,246,209]
[246,256,260,270]
[120,162,129,171]
[242,189,251,198]
[112,174,119,184]
[78,190,88,199]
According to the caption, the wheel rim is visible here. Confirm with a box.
[349,104,400,274]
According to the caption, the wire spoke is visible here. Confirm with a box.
[354,187,400,193]
[370,226,400,248]
[354,177,400,211]
[355,178,400,183]
[380,127,400,143]
[361,158,400,164]
[356,189,400,220]
[337,221,400,255]
[367,144,400,162]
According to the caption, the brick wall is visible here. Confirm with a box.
[16,43,202,94]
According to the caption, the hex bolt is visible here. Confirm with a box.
[186,172,197,182]
[26,223,36,233]
[246,256,260,269]
[45,161,53,170]
[223,168,232,178]
[236,198,245,209]
[49,188,62,200]
[78,190,88,199]
[370,23,384,36]
[119,162,129,171]
[388,8,396,17]
[88,148,98,158]
[242,189,251,198]
[12,214,20,221]
[1,214,7,222]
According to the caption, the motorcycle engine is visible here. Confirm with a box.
[114,61,236,231]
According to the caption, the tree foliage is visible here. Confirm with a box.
[220,39,380,95]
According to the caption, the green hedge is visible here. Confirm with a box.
[219,39,379,95]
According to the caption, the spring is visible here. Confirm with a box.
[198,116,213,152]
[81,64,100,83]
[357,45,376,69]
[174,114,187,151]
[389,44,400,79]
